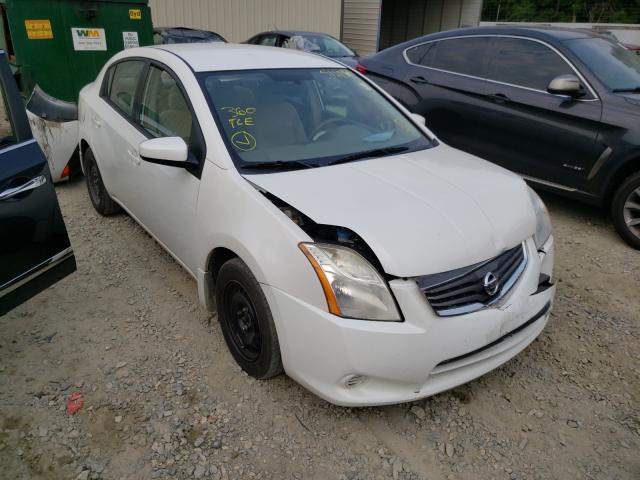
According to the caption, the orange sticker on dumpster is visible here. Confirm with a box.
[129,9,142,20]
[25,19,53,40]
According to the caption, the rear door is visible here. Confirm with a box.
[0,53,75,315]
[482,36,603,187]
[402,36,494,159]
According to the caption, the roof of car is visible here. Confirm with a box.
[148,43,341,72]
[254,30,336,38]
[395,25,600,48]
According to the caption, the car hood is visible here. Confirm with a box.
[245,145,536,277]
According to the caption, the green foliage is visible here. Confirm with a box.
[482,1,640,24]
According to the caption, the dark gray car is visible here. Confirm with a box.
[359,27,640,249]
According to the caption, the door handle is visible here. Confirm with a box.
[91,116,102,128]
[488,93,510,104]
[0,175,47,201]
[410,76,430,85]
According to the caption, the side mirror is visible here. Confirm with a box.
[139,137,190,168]
[547,74,583,97]
[410,113,426,126]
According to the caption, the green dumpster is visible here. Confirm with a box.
[0,0,153,102]
[0,0,154,181]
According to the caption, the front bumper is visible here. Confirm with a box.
[263,237,555,406]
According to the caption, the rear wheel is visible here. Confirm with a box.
[611,172,640,249]
[215,258,283,379]
[83,149,121,216]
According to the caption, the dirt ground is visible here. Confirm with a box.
[0,178,638,480]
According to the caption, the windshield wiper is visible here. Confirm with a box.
[612,86,640,93]
[327,146,410,166]
[241,160,316,171]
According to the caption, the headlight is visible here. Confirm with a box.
[299,243,401,321]
[527,187,552,249]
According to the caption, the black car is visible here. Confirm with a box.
[0,51,75,315]
[358,27,640,248]
[245,30,359,67]
[154,27,227,45]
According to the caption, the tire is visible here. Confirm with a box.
[215,258,283,379]
[611,171,640,249]
[83,148,121,216]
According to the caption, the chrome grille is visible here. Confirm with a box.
[416,243,527,317]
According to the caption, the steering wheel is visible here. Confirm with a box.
[310,117,350,141]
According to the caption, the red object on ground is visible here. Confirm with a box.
[66,392,84,415]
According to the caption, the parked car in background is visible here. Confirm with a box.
[77,43,555,406]
[359,27,640,249]
[154,27,227,45]
[0,51,75,316]
[597,31,640,54]
[245,30,359,67]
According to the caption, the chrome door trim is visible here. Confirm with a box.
[520,174,577,192]
[0,247,74,298]
[402,34,600,101]
[0,138,37,155]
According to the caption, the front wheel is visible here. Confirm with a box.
[215,258,283,379]
[611,172,640,249]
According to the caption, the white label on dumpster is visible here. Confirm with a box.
[122,31,139,49]
[71,27,107,51]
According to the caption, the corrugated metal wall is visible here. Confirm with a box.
[341,0,382,56]
[148,0,342,43]
[379,0,483,50]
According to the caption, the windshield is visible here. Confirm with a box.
[284,35,355,58]
[199,68,433,170]
[565,37,640,91]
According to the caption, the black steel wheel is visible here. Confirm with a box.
[83,148,121,216]
[222,280,262,362]
[215,258,283,379]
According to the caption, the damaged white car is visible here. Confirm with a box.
[78,43,555,406]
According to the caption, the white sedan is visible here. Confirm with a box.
[78,44,556,406]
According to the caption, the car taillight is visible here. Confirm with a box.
[355,63,366,74]
[61,163,71,179]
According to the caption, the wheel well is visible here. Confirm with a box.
[605,157,640,205]
[207,247,238,287]
[79,139,91,170]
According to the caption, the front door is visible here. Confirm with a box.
[482,36,603,188]
[0,53,75,315]
[128,63,203,273]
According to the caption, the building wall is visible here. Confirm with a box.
[342,0,382,56]
[379,0,483,50]
[148,0,342,43]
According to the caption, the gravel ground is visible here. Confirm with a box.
[0,178,638,480]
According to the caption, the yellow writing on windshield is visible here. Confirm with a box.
[221,106,256,129]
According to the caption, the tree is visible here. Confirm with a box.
[482,0,640,23]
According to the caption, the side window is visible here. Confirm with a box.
[0,78,15,147]
[139,65,193,143]
[426,37,491,77]
[489,38,574,91]
[405,43,436,65]
[108,60,145,116]
[259,34,278,47]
